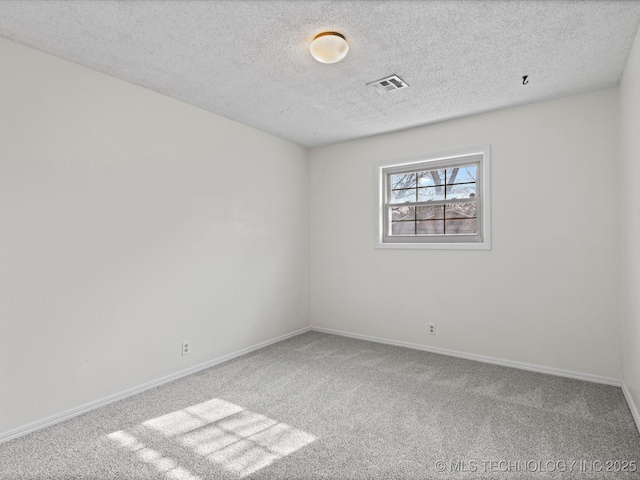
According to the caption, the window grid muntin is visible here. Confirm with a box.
[391,169,475,194]
[389,202,478,236]
[386,162,479,237]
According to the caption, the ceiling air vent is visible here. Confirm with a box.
[367,74,408,93]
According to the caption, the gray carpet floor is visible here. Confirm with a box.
[1,331,639,479]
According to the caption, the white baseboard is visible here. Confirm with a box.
[0,327,311,444]
[311,326,622,387]
[622,381,640,434]
[2,325,630,444]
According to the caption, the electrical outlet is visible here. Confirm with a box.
[428,323,436,335]
[182,341,190,356]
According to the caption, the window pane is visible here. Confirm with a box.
[446,165,476,184]
[446,183,476,199]
[391,188,416,203]
[391,173,416,190]
[417,186,445,201]
[379,148,488,247]
[416,220,444,234]
[444,218,477,234]
[391,206,414,221]
[418,170,445,187]
[444,203,477,219]
[416,205,443,220]
[392,221,415,235]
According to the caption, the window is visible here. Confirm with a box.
[376,145,490,249]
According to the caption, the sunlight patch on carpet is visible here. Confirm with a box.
[108,398,315,478]
[107,430,202,480]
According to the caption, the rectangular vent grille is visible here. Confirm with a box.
[368,74,409,93]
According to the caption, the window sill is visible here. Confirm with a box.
[375,241,491,250]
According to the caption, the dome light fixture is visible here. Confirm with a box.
[310,32,349,64]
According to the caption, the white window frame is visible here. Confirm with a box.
[376,145,491,250]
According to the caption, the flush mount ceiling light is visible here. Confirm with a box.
[310,32,349,64]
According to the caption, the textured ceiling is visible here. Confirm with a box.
[1,1,640,147]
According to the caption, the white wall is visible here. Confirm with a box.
[1,28,635,439]
[0,38,309,434]
[620,27,640,423]
[310,89,621,380]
